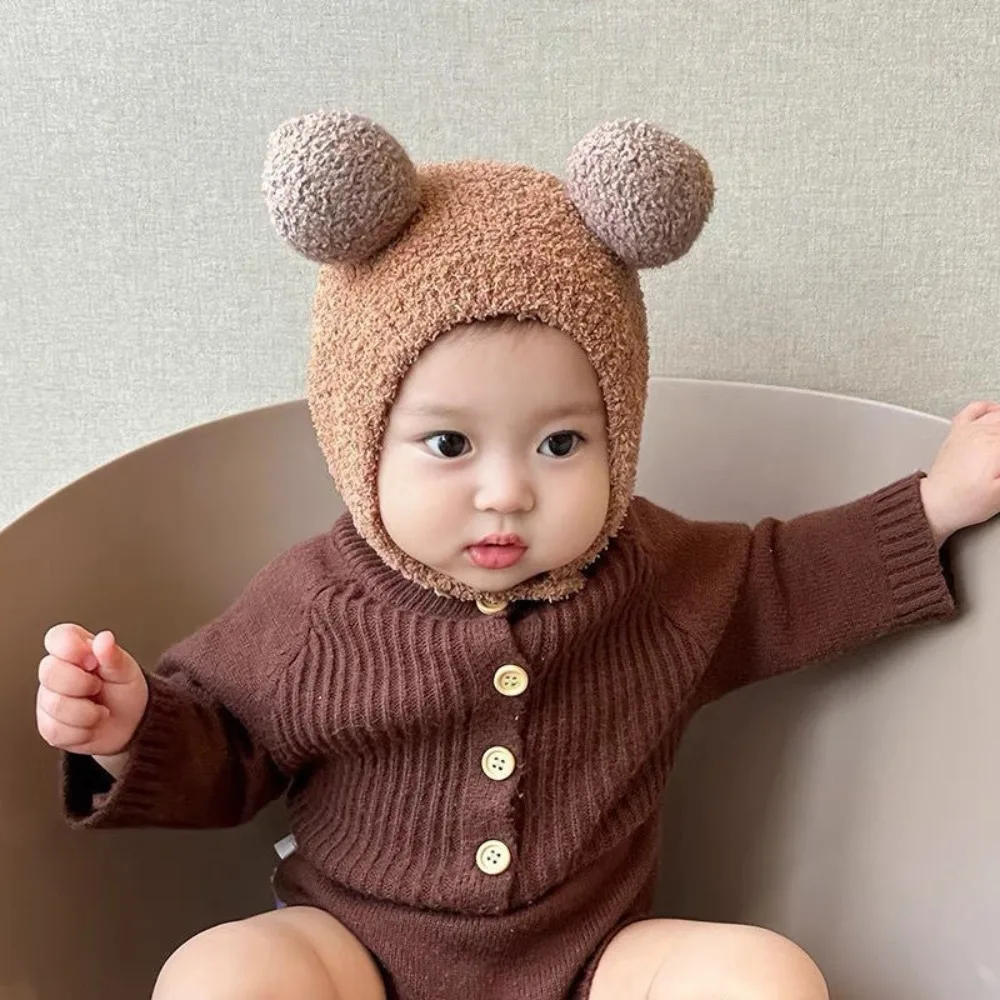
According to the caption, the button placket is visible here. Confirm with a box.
[471,596,529,884]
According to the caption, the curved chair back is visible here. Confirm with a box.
[1,380,996,998]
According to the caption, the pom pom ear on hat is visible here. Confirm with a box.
[261,110,420,264]
[565,119,714,269]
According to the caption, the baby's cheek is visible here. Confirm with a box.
[376,476,411,542]
[386,476,450,539]
[580,483,611,548]
[554,471,607,546]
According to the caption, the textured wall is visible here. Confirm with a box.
[2,1,998,528]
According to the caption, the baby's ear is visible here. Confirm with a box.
[262,110,420,264]
[565,120,714,269]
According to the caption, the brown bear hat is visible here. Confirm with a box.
[261,110,713,604]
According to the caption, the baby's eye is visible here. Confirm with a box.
[425,432,470,459]
[539,431,581,458]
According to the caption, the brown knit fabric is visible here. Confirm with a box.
[261,111,713,604]
[62,474,956,1000]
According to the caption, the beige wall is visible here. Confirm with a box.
[2,1,998,529]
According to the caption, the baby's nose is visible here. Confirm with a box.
[474,461,535,514]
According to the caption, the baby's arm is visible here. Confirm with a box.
[694,473,956,703]
[39,549,315,831]
[680,399,1000,704]
[50,628,291,830]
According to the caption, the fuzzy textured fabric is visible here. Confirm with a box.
[262,111,421,264]
[565,120,714,269]
[262,112,714,603]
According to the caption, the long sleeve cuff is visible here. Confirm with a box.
[871,473,956,628]
[62,671,190,828]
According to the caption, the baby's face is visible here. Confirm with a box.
[377,319,610,593]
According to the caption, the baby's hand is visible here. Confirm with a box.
[920,401,1000,546]
[36,625,149,757]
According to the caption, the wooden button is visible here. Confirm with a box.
[481,746,516,781]
[493,664,528,696]
[476,839,511,875]
[476,597,509,615]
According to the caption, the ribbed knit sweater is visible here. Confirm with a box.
[63,474,956,1000]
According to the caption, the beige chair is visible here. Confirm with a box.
[2,379,997,999]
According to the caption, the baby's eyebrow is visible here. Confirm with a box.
[537,401,606,422]
[392,402,470,420]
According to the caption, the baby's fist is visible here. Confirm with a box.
[36,624,148,757]
[920,401,1000,546]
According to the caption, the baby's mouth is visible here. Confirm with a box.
[466,534,528,570]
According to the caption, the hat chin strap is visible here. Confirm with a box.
[360,516,618,606]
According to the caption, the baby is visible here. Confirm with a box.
[36,112,1000,1000]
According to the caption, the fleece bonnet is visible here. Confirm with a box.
[261,110,713,603]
